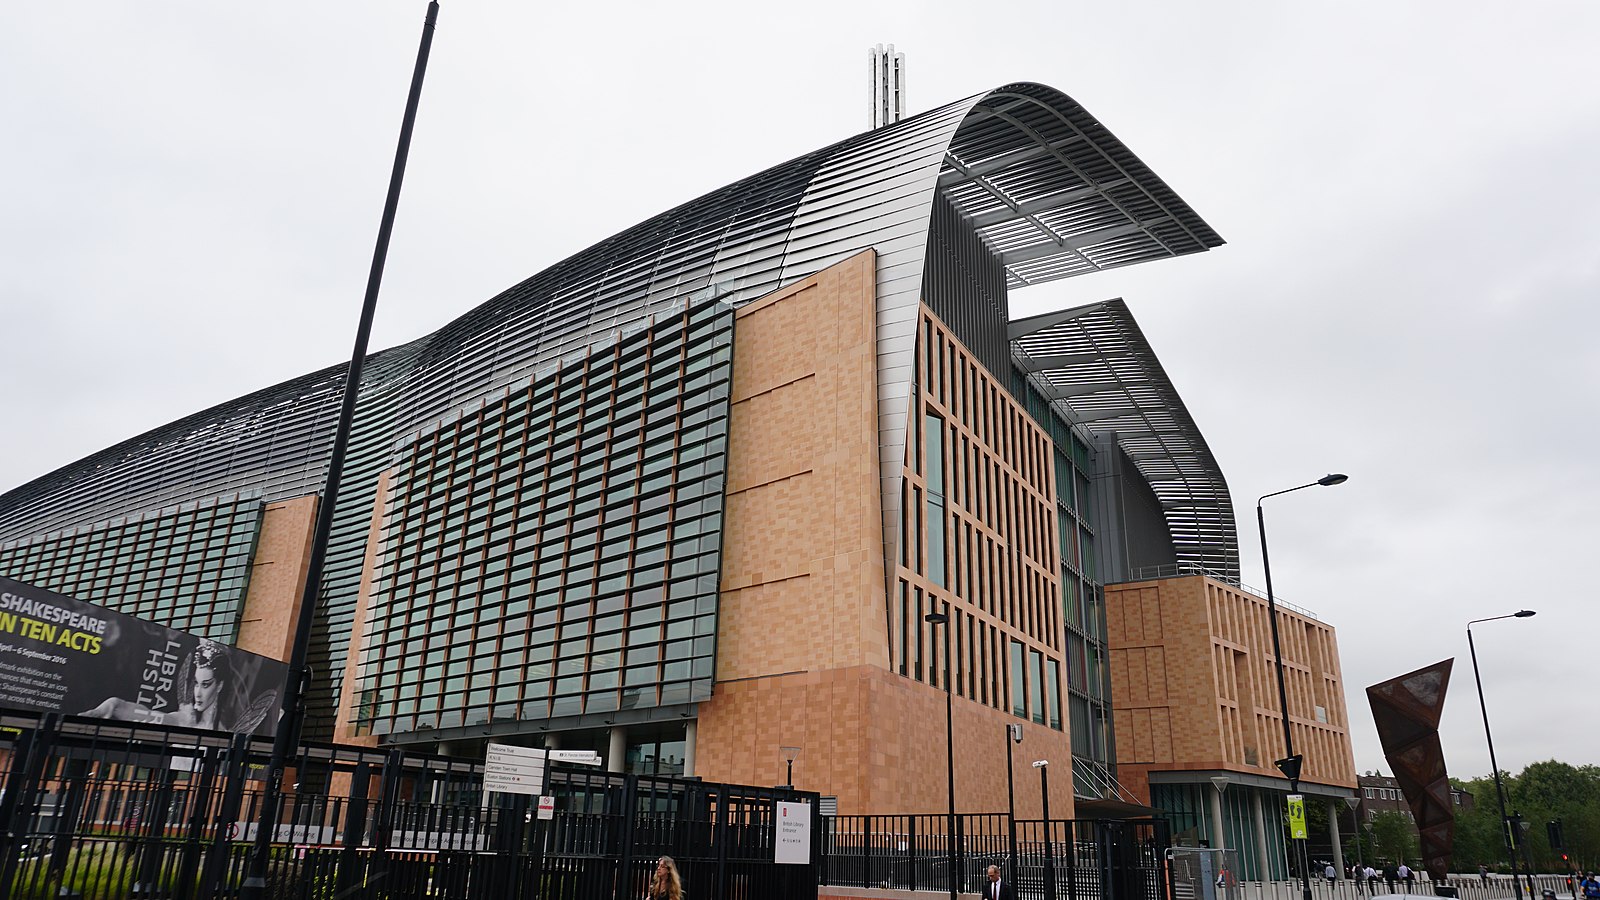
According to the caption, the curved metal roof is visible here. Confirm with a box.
[0,82,1228,730]
[1010,298,1239,580]
[1,81,1222,541]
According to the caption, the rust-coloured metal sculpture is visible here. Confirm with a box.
[1367,659,1455,880]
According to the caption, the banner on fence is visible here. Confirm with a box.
[775,800,811,864]
[0,575,289,735]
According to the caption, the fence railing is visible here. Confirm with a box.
[2,709,1180,900]
[0,711,818,900]
[821,812,1170,900]
[1185,874,1580,900]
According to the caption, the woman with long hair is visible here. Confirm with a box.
[647,856,683,900]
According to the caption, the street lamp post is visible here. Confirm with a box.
[781,746,801,790]
[1257,473,1346,900]
[926,605,958,900]
[240,5,441,898]
[1344,795,1362,876]
[1468,610,1537,900]
[1210,776,1230,852]
[1005,723,1022,881]
[1035,760,1057,900]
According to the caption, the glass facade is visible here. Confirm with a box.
[0,495,263,643]
[1022,376,1117,793]
[355,300,734,737]
[1152,782,1289,880]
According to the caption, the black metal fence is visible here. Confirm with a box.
[821,812,1170,900]
[0,711,818,900]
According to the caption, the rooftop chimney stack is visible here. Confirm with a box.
[869,44,906,129]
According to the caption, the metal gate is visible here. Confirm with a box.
[0,711,818,900]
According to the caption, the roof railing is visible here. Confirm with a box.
[1125,563,1322,622]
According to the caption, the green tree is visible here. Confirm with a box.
[1371,811,1418,865]
[1449,763,1600,873]
[1345,823,1375,870]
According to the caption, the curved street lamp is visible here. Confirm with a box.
[1344,795,1362,875]
[1257,472,1346,900]
[1468,610,1537,900]
[780,746,802,789]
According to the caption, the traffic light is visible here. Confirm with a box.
[1547,819,1566,851]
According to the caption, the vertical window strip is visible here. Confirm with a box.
[1010,639,1026,718]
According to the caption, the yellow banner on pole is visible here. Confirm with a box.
[1287,794,1307,840]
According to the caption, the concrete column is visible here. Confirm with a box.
[1212,786,1229,850]
[607,726,628,774]
[1328,798,1345,876]
[1253,789,1272,881]
[682,720,698,778]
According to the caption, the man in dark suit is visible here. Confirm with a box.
[981,865,1014,900]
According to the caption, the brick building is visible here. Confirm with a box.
[1107,571,1359,879]
[1,82,1247,817]
[1356,773,1474,838]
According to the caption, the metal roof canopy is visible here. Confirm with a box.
[1010,299,1240,582]
[939,89,1222,290]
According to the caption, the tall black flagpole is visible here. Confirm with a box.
[241,3,440,896]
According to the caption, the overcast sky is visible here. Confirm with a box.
[3,2,1596,781]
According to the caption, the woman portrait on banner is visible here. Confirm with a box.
[81,640,277,732]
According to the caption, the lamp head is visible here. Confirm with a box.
[1515,610,1536,618]
[1317,473,1349,486]
[1344,796,1360,810]
[925,611,949,625]
[1008,723,1024,744]
[1210,775,1231,793]
[780,746,802,763]
[1031,759,1049,768]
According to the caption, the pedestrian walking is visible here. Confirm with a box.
[1326,863,1339,887]
[1384,863,1398,894]
[1398,862,1414,892]
[983,865,1016,900]
[646,856,683,900]
[1366,866,1379,893]
[1481,865,1491,887]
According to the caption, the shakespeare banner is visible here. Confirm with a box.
[0,575,286,735]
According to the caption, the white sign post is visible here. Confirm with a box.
[483,743,547,796]
[774,800,811,865]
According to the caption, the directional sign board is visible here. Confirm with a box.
[484,743,547,796]
[547,749,603,766]
[775,800,811,865]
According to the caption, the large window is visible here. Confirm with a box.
[0,495,263,643]
[1046,659,1062,730]
[358,299,734,737]
[1010,640,1026,718]
[1029,648,1045,725]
